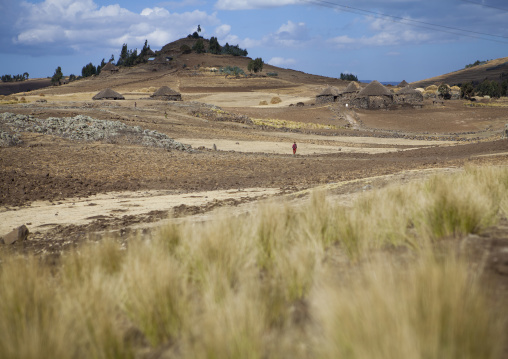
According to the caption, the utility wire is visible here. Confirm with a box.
[303,0,508,44]
[460,0,508,13]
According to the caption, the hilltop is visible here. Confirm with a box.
[411,56,508,87]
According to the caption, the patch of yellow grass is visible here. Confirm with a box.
[252,117,337,130]
[270,96,282,104]
[259,100,268,105]
[0,166,506,358]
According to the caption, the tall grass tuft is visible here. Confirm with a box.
[313,253,503,359]
[0,166,506,358]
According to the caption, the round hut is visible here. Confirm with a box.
[316,86,340,104]
[394,85,423,106]
[100,62,119,75]
[397,80,409,87]
[92,88,125,100]
[338,81,361,103]
[351,80,393,109]
[150,86,182,101]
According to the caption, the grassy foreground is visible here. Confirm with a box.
[1,166,507,358]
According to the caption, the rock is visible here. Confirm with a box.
[1,225,29,245]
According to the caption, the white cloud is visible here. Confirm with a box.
[215,0,303,10]
[328,16,432,49]
[268,57,296,67]
[12,0,219,54]
[215,24,231,38]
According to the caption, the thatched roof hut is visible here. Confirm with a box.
[316,86,340,104]
[150,86,182,101]
[394,85,423,106]
[343,81,361,93]
[356,80,392,97]
[92,88,124,100]
[101,62,119,73]
[351,80,393,109]
[397,80,409,87]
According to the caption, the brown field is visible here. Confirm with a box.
[1,51,508,357]
[1,55,507,241]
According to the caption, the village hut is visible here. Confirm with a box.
[394,85,423,106]
[316,86,340,104]
[397,80,409,87]
[150,86,182,101]
[351,80,393,109]
[92,88,124,100]
[338,81,361,103]
[100,62,119,74]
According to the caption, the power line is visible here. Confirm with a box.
[303,0,508,44]
[460,0,508,13]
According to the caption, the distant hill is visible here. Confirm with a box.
[411,56,508,88]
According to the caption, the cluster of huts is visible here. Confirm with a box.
[92,86,182,101]
[316,80,423,109]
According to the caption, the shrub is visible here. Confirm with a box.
[267,72,278,77]
[180,44,191,54]
[270,96,282,104]
[259,100,268,105]
[340,73,358,81]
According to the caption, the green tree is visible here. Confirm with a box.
[460,82,475,100]
[117,43,129,66]
[180,44,191,54]
[51,66,63,85]
[501,80,508,97]
[23,72,29,80]
[197,24,201,33]
[208,36,221,54]
[81,62,97,77]
[248,57,264,73]
[340,73,358,81]
[192,39,205,54]
[438,84,451,100]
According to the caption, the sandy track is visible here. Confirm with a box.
[0,187,280,236]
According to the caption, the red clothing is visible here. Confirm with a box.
[292,143,297,154]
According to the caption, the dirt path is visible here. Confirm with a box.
[0,187,280,236]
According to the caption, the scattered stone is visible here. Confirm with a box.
[0,112,193,152]
[1,225,29,245]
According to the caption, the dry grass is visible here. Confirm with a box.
[259,100,268,105]
[270,96,282,104]
[252,117,337,130]
[0,166,506,358]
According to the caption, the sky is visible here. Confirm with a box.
[1,0,507,82]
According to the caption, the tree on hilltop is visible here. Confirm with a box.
[51,66,63,85]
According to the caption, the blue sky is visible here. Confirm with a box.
[1,0,507,82]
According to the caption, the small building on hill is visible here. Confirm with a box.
[150,86,182,101]
[100,62,119,74]
[92,88,124,100]
[394,85,423,106]
[316,86,340,104]
[350,80,393,109]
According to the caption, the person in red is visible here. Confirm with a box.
[292,141,297,155]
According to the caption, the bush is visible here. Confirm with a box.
[461,82,474,100]
[270,96,282,104]
[267,72,278,77]
[219,66,245,76]
[248,58,264,73]
[259,100,268,105]
[192,39,205,54]
[340,73,358,81]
